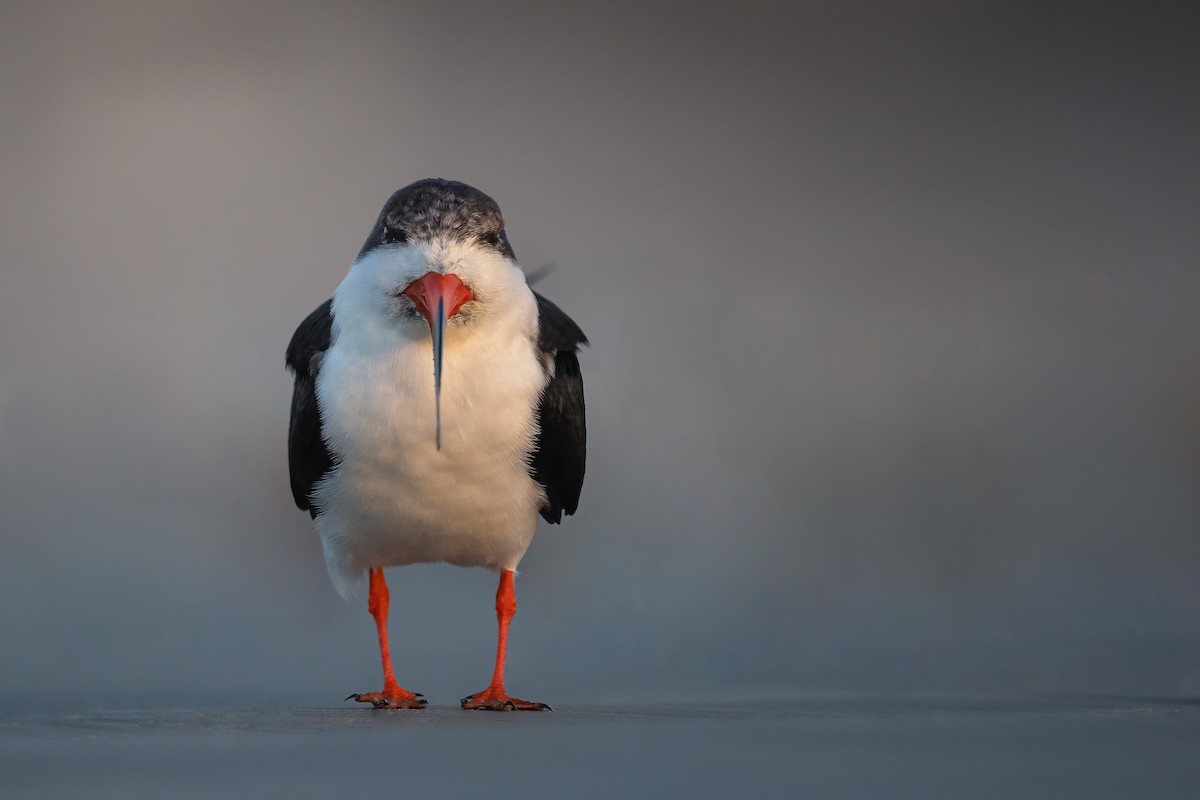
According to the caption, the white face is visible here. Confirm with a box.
[332,236,535,343]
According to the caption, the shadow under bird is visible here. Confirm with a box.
[286,179,587,711]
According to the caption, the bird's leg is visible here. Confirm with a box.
[461,569,551,711]
[346,567,426,709]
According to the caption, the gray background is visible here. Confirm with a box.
[1,1,1198,711]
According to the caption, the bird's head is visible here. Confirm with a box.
[336,179,534,448]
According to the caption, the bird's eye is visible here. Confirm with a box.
[384,225,407,245]
[482,231,501,247]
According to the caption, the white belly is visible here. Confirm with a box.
[313,318,547,600]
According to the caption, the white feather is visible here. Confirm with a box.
[313,239,547,599]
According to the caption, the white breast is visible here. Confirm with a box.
[312,251,548,600]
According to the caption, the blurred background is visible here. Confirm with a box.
[1,1,1197,709]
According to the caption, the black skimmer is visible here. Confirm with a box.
[286,179,587,711]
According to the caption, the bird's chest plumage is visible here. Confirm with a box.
[312,319,548,594]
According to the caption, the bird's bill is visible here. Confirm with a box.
[402,272,474,449]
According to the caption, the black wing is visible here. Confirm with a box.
[286,299,336,518]
[530,291,588,523]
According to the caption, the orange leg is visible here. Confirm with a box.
[345,567,426,709]
[461,569,551,711]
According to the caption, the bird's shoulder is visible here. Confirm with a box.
[533,291,588,356]
[286,298,334,375]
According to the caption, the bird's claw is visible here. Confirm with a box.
[345,690,427,709]
[460,691,552,712]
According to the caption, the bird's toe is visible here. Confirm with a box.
[460,690,552,712]
[347,689,427,710]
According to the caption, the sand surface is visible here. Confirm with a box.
[4,694,1199,798]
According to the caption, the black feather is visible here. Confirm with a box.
[530,292,588,523]
[286,299,336,518]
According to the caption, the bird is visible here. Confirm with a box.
[285,179,586,711]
